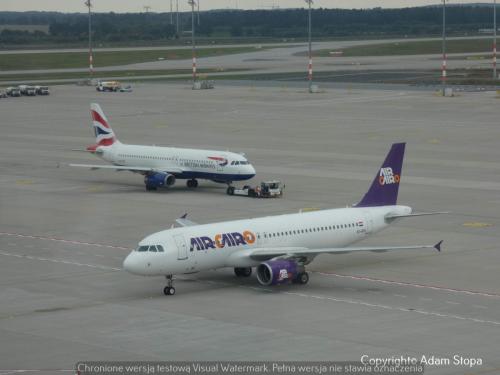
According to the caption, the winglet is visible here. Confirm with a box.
[176,214,198,227]
[434,240,443,252]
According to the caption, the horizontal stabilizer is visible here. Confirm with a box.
[385,211,450,221]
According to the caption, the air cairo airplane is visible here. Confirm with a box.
[70,104,256,191]
[123,143,444,295]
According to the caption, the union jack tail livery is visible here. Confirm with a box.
[87,103,118,151]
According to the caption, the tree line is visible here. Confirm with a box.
[0,6,496,46]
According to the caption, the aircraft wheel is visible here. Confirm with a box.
[227,186,235,195]
[145,185,157,191]
[187,179,198,188]
[234,267,252,277]
[164,286,176,296]
[297,272,309,285]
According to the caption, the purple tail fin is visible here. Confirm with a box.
[356,143,406,207]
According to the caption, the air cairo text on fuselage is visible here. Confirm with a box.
[191,230,256,251]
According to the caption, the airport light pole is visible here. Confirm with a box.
[197,0,200,26]
[170,0,173,24]
[494,0,497,79]
[441,0,447,94]
[305,0,313,93]
[189,0,197,83]
[85,0,94,81]
[176,0,179,35]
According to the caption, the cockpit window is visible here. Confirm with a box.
[157,245,165,252]
[149,246,157,252]
[137,246,149,252]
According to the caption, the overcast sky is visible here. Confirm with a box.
[0,1,482,13]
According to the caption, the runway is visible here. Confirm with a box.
[0,82,499,374]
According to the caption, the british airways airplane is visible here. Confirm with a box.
[123,143,443,295]
[70,104,256,191]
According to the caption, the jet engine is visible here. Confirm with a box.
[144,173,176,189]
[256,260,306,286]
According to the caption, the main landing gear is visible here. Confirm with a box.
[234,267,252,277]
[163,275,176,296]
[294,272,309,285]
[186,179,198,188]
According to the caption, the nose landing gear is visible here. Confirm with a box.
[163,275,176,296]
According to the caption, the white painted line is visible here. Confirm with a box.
[393,294,407,298]
[283,291,500,327]
[473,305,487,309]
[445,301,460,305]
[0,251,122,271]
[315,271,500,299]
[0,232,132,251]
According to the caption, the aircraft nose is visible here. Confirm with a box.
[123,253,144,275]
[248,164,256,177]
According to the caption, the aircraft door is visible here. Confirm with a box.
[174,234,188,260]
[364,211,373,235]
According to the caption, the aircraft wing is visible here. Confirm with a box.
[248,241,442,261]
[69,163,184,174]
[176,214,198,227]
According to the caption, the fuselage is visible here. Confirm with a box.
[123,205,412,276]
[97,142,256,182]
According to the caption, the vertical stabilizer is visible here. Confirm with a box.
[356,143,406,207]
[89,103,117,149]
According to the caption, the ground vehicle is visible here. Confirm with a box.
[119,85,133,92]
[0,90,7,98]
[19,85,36,96]
[35,86,50,95]
[227,180,284,198]
[6,87,21,97]
[96,81,122,92]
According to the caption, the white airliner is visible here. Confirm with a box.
[70,104,256,191]
[123,143,443,295]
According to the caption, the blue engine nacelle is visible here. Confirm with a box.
[144,173,176,189]
[256,260,304,286]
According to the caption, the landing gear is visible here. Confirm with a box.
[295,272,309,285]
[145,184,157,191]
[163,275,176,296]
[186,179,198,188]
[226,186,235,195]
[234,267,252,277]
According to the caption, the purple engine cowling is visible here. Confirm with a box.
[256,260,301,286]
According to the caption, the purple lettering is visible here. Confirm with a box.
[231,232,246,246]
[190,238,202,251]
[200,236,216,250]
[221,233,233,247]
